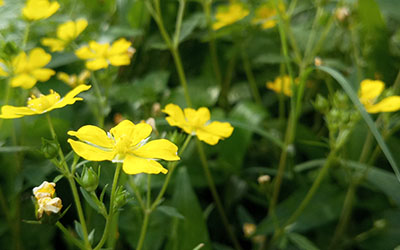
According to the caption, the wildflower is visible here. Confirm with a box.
[57,70,90,88]
[252,3,280,29]
[314,57,322,66]
[0,0,4,7]
[266,75,296,97]
[359,79,400,113]
[41,19,88,52]
[67,120,180,175]
[212,3,249,30]
[75,38,133,71]
[37,197,62,219]
[162,104,234,145]
[23,0,60,21]
[0,48,55,89]
[335,7,350,22]
[0,84,91,119]
[33,181,56,199]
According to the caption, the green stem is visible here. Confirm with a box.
[56,222,86,250]
[196,139,243,250]
[128,177,146,211]
[271,150,337,244]
[94,162,122,250]
[171,48,192,107]
[241,50,262,106]
[136,210,150,250]
[90,73,106,128]
[173,0,186,47]
[22,22,31,49]
[46,114,91,249]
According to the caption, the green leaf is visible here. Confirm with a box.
[157,205,184,219]
[166,167,211,250]
[79,187,104,215]
[318,65,400,182]
[0,146,32,152]
[178,13,205,43]
[288,233,320,250]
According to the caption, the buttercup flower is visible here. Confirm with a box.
[0,84,91,119]
[23,0,60,21]
[75,38,133,71]
[67,120,180,175]
[266,75,295,97]
[42,19,88,52]
[37,197,62,219]
[212,3,249,30]
[359,79,400,113]
[162,104,234,145]
[33,181,56,199]
[57,70,90,88]
[252,4,279,29]
[0,48,55,89]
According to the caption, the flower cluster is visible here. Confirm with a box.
[32,181,62,219]
[213,3,249,30]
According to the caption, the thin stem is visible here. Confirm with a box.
[196,139,243,250]
[0,79,13,130]
[128,177,146,211]
[241,50,262,106]
[171,48,192,107]
[22,22,31,49]
[146,174,151,209]
[90,73,106,128]
[56,222,86,250]
[46,114,91,249]
[173,0,186,47]
[94,162,122,250]
[136,210,150,250]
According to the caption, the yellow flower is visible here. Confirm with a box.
[0,0,4,7]
[0,48,55,89]
[41,19,88,52]
[0,84,91,119]
[266,75,294,97]
[37,197,62,219]
[67,120,180,175]
[57,70,90,88]
[212,3,249,30]
[359,79,400,113]
[75,38,133,71]
[252,3,281,29]
[33,181,56,199]
[162,104,234,145]
[22,0,60,21]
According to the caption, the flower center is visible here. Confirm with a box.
[113,134,133,157]
[27,90,60,113]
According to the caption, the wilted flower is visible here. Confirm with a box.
[37,197,62,219]
[162,104,234,145]
[42,19,88,52]
[266,75,295,97]
[359,79,400,113]
[75,38,133,71]
[0,48,55,89]
[33,181,56,199]
[68,120,180,175]
[335,7,350,22]
[57,70,90,88]
[212,3,249,30]
[0,85,91,119]
[23,0,60,21]
[243,223,256,237]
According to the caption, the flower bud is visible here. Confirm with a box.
[80,167,99,192]
[314,94,329,113]
[114,187,128,210]
[41,138,59,159]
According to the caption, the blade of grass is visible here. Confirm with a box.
[318,65,400,182]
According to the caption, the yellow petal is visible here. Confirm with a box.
[12,51,28,74]
[162,104,191,133]
[41,38,66,52]
[68,125,114,149]
[108,54,130,66]
[33,181,56,199]
[86,58,108,71]
[196,121,234,145]
[11,74,37,89]
[131,123,153,146]
[75,19,88,37]
[68,139,116,161]
[89,41,109,55]
[50,84,91,110]
[134,139,180,161]
[122,154,168,175]
[0,105,37,119]
[75,46,97,59]
[57,72,71,84]
[366,96,400,113]
[31,68,55,81]
[28,48,52,69]
[359,79,385,103]
[109,38,131,54]
[184,107,210,127]
[0,59,8,76]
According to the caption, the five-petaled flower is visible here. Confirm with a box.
[0,84,91,119]
[359,79,400,113]
[57,70,90,88]
[162,104,234,145]
[23,0,60,21]
[0,48,55,89]
[212,3,249,30]
[67,120,180,175]
[75,38,133,71]
[266,75,295,97]
[42,19,88,52]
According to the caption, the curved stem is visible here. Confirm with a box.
[241,50,262,106]
[94,162,122,250]
[196,139,243,250]
[56,222,86,250]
